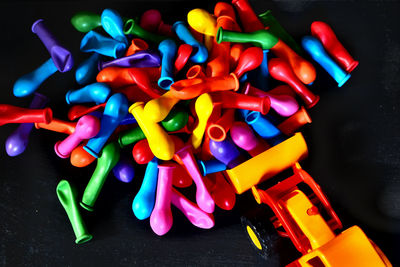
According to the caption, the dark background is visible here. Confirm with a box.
[0,0,399,266]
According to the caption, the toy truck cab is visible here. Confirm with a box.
[222,132,391,266]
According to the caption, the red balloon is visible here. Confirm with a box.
[132,139,154,164]
[233,47,264,78]
[171,162,193,188]
[203,172,236,210]
[0,104,52,126]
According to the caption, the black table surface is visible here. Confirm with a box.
[0,0,399,266]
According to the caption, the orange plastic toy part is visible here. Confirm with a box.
[125,38,149,57]
[252,163,342,254]
[271,40,316,85]
[70,143,96,167]
[68,103,106,121]
[169,73,239,100]
[143,91,180,122]
[224,132,308,194]
[129,102,175,160]
[35,118,76,135]
[277,106,312,136]
[291,226,392,267]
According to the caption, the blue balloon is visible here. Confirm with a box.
[112,157,135,183]
[101,9,128,45]
[302,36,351,87]
[84,93,128,158]
[80,31,126,59]
[158,39,177,90]
[245,111,285,146]
[66,82,111,105]
[76,53,101,85]
[197,159,227,176]
[173,21,208,63]
[132,157,158,220]
[13,58,58,98]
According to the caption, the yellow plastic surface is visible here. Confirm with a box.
[283,189,335,251]
[191,93,214,149]
[129,102,175,160]
[143,91,180,122]
[224,132,308,194]
[296,226,392,267]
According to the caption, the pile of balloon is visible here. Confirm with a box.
[1,0,359,245]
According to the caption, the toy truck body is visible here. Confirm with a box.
[222,132,391,267]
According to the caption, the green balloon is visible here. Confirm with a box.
[56,180,93,244]
[123,18,167,43]
[216,27,279,50]
[71,11,102,33]
[258,10,303,55]
[161,108,189,132]
[118,126,146,148]
[81,142,120,211]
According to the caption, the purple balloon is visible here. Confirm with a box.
[98,50,161,70]
[5,93,49,156]
[112,157,135,183]
[209,138,244,169]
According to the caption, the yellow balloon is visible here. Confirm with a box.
[191,93,214,149]
[129,102,175,160]
[187,8,217,36]
[143,91,180,122]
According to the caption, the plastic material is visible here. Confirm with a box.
[5,93,49,157]
[268,58,320,109]
[123,18,166,43]
[80,31,127,59]
[243,83,299,117]
[302,36,351,87]
[209,138,244,169]
[101,9,128,45]
[170,73,239,100]
[66,83,111,105]
[71,11,102,33]
[174,145,215,213]
[125,38,149,56]
[112,157,135,183]
[81,142,120,211]
[13,58,58,98]
[231,0,264,32]
[245,111,285,146]
[0,104,52,126]
[311,21,359,73]
[55,115,100,158]
[84,93,128,158]
[56,180,93,244]
[76,53,101,85]
[32,19,74,73]
[224,132,308,194]
[140,9,174,37]
[129,102,175,160]
[230,121,270,157]
[132,158,158,220]
[150,163,174,236]
[158,39,177,89]
[173,21,208,63]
